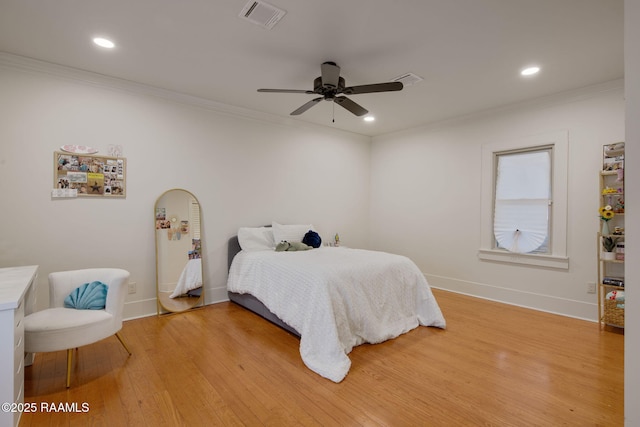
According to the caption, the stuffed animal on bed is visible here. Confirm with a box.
[302,230,322,248]
[275,241,312,251]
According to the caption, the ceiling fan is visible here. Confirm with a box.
[258,61,403,117]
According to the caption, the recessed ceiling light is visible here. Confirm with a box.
[364,116,375,122]
[93,37,115,49]
[520,66,540,76]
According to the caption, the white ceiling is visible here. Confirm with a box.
[0,0,624,136]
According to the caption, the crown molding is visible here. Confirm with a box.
[376,78,624,139]
[0,52,367,140]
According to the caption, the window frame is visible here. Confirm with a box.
[479,131,569,269]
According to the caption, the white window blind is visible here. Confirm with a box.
[494,148,551,254]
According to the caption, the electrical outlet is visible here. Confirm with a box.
[128,281,137,294]
[587,282,596,294]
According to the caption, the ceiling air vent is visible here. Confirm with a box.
[239,1,286,30]
[391,72,424,87]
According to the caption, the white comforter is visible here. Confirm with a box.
[170,258,202,298]
[227,247,446,382]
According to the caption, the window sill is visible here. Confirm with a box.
[478,249,569,270]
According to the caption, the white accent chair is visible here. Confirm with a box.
[24,268,132,388]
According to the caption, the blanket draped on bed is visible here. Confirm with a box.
[227,247,446,382]
[170,258,202,298]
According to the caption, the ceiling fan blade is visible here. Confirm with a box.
[342,81,403,95]
[290,97,323,115]
[321,61,341,89]
[334,96,368,116]
[258,88,315,94]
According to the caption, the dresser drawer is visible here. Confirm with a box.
[0,265,38,427]
[14,297,24,328]
[14,382,24,427]
[14,302,24,365]
[14,306,24,347]
[14,352,24,401]
[13,295,26,404]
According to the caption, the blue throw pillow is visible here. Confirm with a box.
[302,230,322,248]
[64,281,108,310]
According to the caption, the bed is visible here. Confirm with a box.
[226,224,446,383]
[170,258,202,298]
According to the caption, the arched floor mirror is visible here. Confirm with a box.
[155,189,204,314]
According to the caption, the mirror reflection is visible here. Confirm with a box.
[155,189,204,314]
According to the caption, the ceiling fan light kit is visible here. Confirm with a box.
[258,61,403,118]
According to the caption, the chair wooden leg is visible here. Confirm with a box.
[66,348,73,388]
[115,332,132,355]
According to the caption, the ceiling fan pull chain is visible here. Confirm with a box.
[332,101,335,123]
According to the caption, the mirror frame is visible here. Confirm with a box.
[154,188,205,314]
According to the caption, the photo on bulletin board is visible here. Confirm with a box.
[54,151,126,197]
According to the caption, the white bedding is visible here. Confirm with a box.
[170,258,202,298]
[227,246,446,382]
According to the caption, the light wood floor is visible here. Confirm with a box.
[20,289,623,426]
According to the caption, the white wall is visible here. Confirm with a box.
[370,82,625,320]
[0,58,371,318]
[624,0,639,424]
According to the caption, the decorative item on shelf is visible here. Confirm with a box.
[613,227,625,235]
[612,197,624,213]
[615,242,625,261]
[599,205,615,235]
[602,186,619,195]
[603,142,624,171]
[603,276,624,287]
[602,185,624,213]
[601,235,620,260]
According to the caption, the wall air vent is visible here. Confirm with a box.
[239,1,287,30]
[391,72,424,87]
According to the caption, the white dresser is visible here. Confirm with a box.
[0,265,38,427]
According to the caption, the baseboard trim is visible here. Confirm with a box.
[426,273,597,322]
[123,285,229,321]
[124,278,598,323]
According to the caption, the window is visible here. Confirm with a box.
[479,131,569,269]
[494,147,551,254]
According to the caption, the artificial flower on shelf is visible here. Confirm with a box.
[602,186,620,195]
[599,205,615,235]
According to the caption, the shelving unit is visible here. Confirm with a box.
[597,143,625,329]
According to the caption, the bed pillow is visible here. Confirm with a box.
[272,222,315,243]
[238,226,275,251]
[63,281,108,310]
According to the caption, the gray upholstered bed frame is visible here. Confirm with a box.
[227,232,300,337]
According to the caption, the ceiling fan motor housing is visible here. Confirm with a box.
[314,76,345,94]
